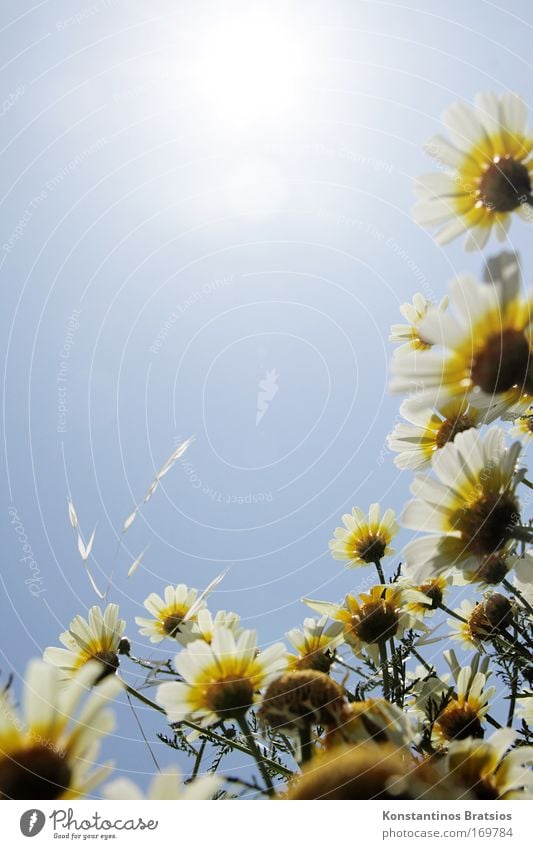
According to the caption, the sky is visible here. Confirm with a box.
[1,0,533,794]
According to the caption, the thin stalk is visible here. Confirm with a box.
[299,725,313,765]
[439,602,467,623]
[507,627,520,728]
[191,737,207,780]
[403,644,436,676]
[122,681,293,779]
[374,560,386,585]
[236,712,276,798]
[389,638,400,705]
[379,641,391,701]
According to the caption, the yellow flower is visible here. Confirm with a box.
[329,503,398,567]
[446,729,533,799]
[402,427,522,585]
[391,264,533,418]
[286,743,459,800]
[135,583,205,644]
[156,627,287,727]
[305,585,428,663]
[103,767,221,800]
[0,660,120,800]
[403,576,450,617]
[389,293,447,356]
[388,397,482,471]
[325,698,420,750]
[179,609,242,647]
[286,617,344,673]
[431,653,495,749]
[414,92,533,251]
[43,604,125,681]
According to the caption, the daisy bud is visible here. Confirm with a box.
[287,743,456,800]
[258,670,346,732]
[483,594,513,631]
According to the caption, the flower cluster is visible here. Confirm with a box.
[5,89,533,803]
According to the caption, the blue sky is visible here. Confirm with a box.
[2,0,533,793]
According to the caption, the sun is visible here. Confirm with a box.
[194,12,304,125]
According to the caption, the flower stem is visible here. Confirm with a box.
[379,640,391,701]
[439,602,467,623]
[299,725,313,764]
[122,681,292,779]
[236,713,276,798]
[374,560,386,584]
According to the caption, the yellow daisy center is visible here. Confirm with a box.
[435,414,475,449]
[0,746,71,800]
[91,650,120,681]
[418,581,444,610]
[477,156,531,212]
[352,600,399,644]
[435,702,484,741]
[204,675,255,718]
[162,613,186,638]
[471,328,532,395]
[351,533,388,563]
[451,492,518,556]
[294,649,333,674]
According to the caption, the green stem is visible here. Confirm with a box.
[374,560,386,584]
[122,681,293,779]
[299,724,313,764]
[236,713,276,798]
[507,627,520,728]
[388,637,401,705]
[439,603,467,623]
[403,643,435,675]
[379,641,391,701]
[191,737,207,780]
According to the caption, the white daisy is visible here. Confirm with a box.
[446,728,533,798]
[179,609,243,647]
[391,266,533,419]
[388,396,482,471]
[135,584,205,644]
[103,766,221,800]
[304,584,428,664]
[286,616,344,672]
[156,627,287,727]
[43,604,126,680]
[389,293,448,356]
[402,427,522,585]
[329,503,398,568]
[0,660,120,799]
[325,697,421,749]
[430,651,495,749]
[414,92,533,251]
